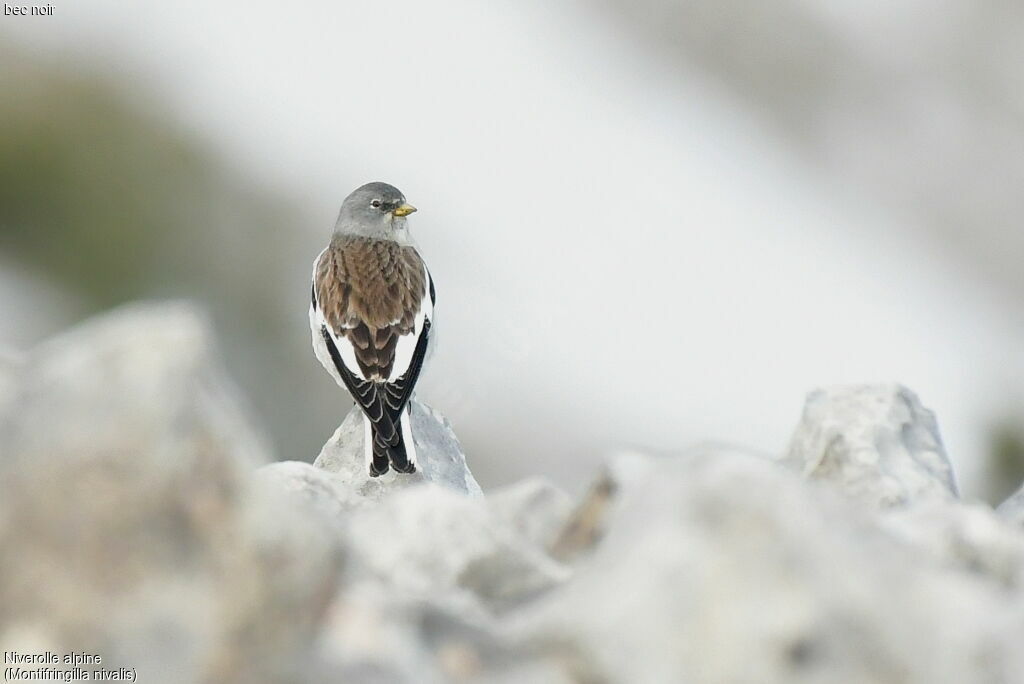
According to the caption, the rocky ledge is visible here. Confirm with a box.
[1,302,1023,683]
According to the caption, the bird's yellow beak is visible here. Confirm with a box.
[393,203,417,217]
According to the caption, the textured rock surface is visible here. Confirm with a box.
[998,486,1024,527]
[487,478,575,551]
[4,304,1024,684]
[314,400,482,499]
[343,484,570,612]
[0,303,343,684]
[257,459,364,518]
[257,463,568,613]
[783,384,959,507]
[500,448,1024,684]
[881,499,1024,588]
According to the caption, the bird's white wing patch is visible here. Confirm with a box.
[309,253,368,384]
[318,306,367,381]
[309,303,343,386]
[388,265,434,382]
[399,406,417,467]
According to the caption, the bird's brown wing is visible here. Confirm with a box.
[314,236,428,382]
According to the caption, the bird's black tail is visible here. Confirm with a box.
[320,325,419,477]
[368,406,415,476]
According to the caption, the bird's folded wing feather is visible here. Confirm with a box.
[311,237,434,436]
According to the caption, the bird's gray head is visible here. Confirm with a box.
[334,181,417,239]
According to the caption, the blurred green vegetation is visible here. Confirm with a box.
[0,44,291,310]
[0,42,342,462]
[987,422,1024,505]
[1,53,195,305]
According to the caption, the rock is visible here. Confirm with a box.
[502,447,1024,684]
[314,583,511,684]
[314,399,482,499]
[549,467,619,563]
[258,464,574,611]
[254,465,574,680]
[550,449,697,562]
[305,480,575,681]
[549,448,764,562]
[7,305,1023,684]
[0,302,343,684]
[313,582,444,684]
[997,485,1024,527]
[881,500,1024,589]
[342,484,570,614]
[783,384,958,507]
[256,459,364,519]
[0,300,270,471]
[487,478,574,551]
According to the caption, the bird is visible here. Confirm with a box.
[309,182,435,477]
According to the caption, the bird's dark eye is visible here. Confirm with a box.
[370,200,382,208]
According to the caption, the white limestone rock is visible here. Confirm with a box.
[343,484,570,614]
[487,478,575,551]
[880,499,1024,589]
[502,447,1024,684]
[0,300,270,472]
[256,459,364,520]
[314,400,482,499]
[548,447,769,562]
[998,485,1024,528]
[0,302,343,684]
[783,384,958,507]
[305,481,573,680]
[9,305,1024,684]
